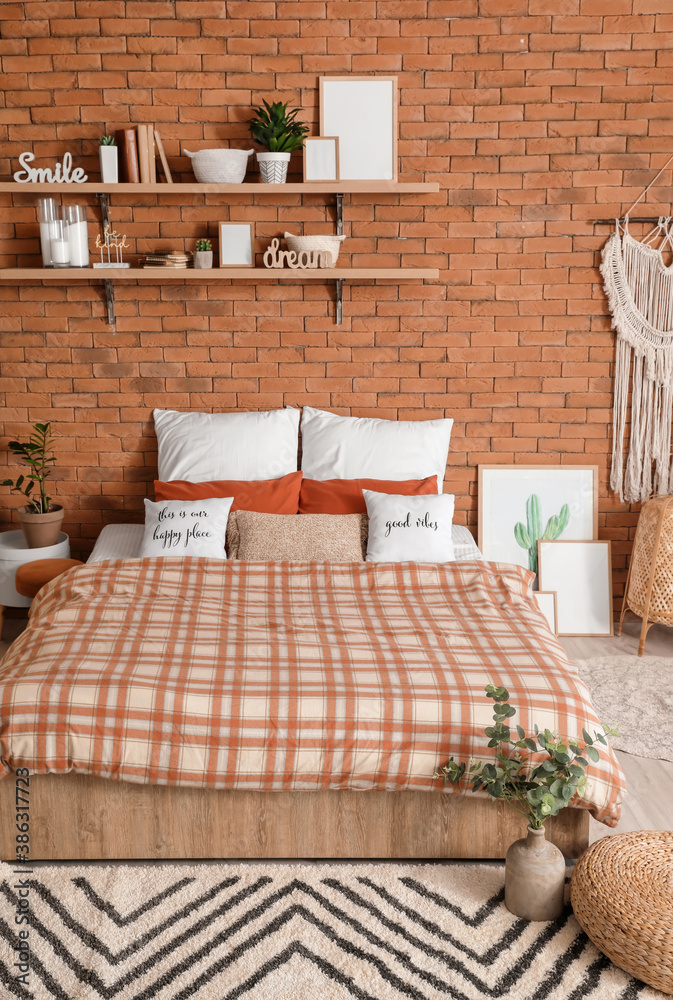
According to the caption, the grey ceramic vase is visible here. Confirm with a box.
[504,825,566,921]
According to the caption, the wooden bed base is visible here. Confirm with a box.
[0,774,590,861]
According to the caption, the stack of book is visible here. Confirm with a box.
[141,251,193,269]
[116,126,172,184]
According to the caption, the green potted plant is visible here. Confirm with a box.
[2,422,64,548]
[99,134,118,184]
[194,238,213,269]
[248,100,310,184]
[435,684,618,921]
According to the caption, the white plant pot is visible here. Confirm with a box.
[193,250,213,269]
[256,151,291,184]
[99,145,118,184]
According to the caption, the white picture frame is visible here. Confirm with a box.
[219,223,253,268]
[533,591,558,635]
[478,465,598,580]
[303,137,340,182]
[538,540,613,637]
[319,76,398,182]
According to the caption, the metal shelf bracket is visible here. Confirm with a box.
[102,279,116,327]
[335,193,344,236]
[96,192,111,229]
[335,278,344,325]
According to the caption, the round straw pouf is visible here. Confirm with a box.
[570,831,673,995]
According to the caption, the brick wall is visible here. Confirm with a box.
[0,1,669,600]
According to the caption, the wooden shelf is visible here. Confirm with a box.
[0,267,440,281]
[0,180,439,194]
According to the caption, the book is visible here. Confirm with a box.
[116,128,139,183]
[150,129,157,184]
[154,130,172,184]
[137,124,150,184]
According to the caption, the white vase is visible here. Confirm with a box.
[193,250,213,269]
[256,151,291,184]
[99,146,118,184]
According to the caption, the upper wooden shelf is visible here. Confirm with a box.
[0,180,439,195]
[0,266,440,281]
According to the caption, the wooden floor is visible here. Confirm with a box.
[1,615,672,847]
[560,619,673,843]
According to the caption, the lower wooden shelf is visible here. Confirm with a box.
[0,265,440,325]
[0,266,439,281]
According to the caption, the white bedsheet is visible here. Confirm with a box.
[88,522,483,563]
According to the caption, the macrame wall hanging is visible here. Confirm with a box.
[601,152,673,503]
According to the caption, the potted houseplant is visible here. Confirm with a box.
[248,100,310,184]
[194,238,213,269]
[99,135,118,183]
[2,422,64,548]
[435,684,618,921]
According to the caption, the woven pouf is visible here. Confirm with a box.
[571,831,673,995]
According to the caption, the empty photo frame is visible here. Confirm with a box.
[219,223,253,268]
[303,137,339,182]
[319,76,398,182]
[538,540,613,637]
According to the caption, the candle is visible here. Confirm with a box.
[51,238,69,265]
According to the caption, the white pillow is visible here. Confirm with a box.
[300,407,452,492]
[154,408,300,483]
[140,497,234,559]
[363,490,455,563]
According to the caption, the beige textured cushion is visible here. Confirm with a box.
[232,511,365,561]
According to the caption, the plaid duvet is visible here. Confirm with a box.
[0,558,624,825]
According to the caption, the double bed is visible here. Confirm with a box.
[0,407,625,860]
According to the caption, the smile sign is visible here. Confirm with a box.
[13,151,88,184]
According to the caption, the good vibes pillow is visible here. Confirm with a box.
[363,490,455,563]
[140,497,234,559]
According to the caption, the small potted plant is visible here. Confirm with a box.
[2,422,64,548]
[99,135,118,183]
[435,684,618,921]
[194,238,213,269]
[248,100,310,184]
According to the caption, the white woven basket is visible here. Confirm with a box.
[283,231,346,267]
[184,148,254,184]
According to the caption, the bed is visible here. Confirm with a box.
[0,534,623,861]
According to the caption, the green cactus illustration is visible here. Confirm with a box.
[514,494,570,574]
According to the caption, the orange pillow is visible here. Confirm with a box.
[154,471,302,514]
[298,476,438,515]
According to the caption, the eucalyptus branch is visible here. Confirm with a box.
[434,684,619,830]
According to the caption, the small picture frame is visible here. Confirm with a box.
[219,223,253,268]
[533,591,558,635]
[303,137,340,182]
[538,540,613,637]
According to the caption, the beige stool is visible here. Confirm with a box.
[618,493,673,655]
[571,831,673,995]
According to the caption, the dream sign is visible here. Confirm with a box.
[13,151,88,185]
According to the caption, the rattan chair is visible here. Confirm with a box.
[618,493,673,656]
[570,831,673,995]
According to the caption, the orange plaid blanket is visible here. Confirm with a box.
[0,558,624,825]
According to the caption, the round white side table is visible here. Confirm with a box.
[0,530,70,637]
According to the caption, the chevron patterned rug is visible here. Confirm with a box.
[0,860,664,1000]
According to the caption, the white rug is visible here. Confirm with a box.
[577,655,673,762]
[0,860,665,999]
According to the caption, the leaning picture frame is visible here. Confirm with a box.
[219,223,253,268]
[533,591,558,635]
[319,76,398,182]
[478,465,598,579]
[538,540,613,637]
[303,137,340,182]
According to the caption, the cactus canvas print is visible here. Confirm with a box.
[478,466,597,579]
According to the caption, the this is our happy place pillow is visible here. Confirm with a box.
[140,497,234,559]
[363,490,456,563]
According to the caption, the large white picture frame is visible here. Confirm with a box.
[319,76,398,182]
[538,540,613,637]
[478,465,598,579]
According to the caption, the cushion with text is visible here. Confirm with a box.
[140,497,234,559]
[363,490,455,563]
